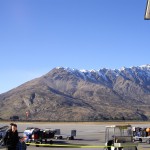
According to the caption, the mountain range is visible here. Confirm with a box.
[1,64,150,121]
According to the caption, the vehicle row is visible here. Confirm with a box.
[23,127,76,145]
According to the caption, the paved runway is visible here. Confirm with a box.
[1,122,150,150]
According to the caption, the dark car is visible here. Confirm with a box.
[10,116,19,121]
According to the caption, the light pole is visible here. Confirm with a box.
[145,0,150,19]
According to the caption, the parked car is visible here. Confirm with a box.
[10,116,19,121]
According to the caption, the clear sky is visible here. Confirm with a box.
[0,0,149,94]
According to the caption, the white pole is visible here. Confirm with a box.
[145,0,150,19]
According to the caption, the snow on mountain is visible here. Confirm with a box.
[140,64,150,69]
[55,64,150,84]
[1,64,150,121]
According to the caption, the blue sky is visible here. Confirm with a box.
[0,0,149,94]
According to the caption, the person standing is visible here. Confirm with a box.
[4,123,19,150]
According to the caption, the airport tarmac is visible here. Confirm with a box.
[1,122,150,150]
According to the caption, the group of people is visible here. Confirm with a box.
[4,123,27,150]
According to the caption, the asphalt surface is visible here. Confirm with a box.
[1,122,150,150]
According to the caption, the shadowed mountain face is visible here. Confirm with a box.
[1,65,150,121]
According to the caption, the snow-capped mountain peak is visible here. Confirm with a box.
[55,64,150,85]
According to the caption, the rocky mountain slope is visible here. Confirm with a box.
[1,65,150,121]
